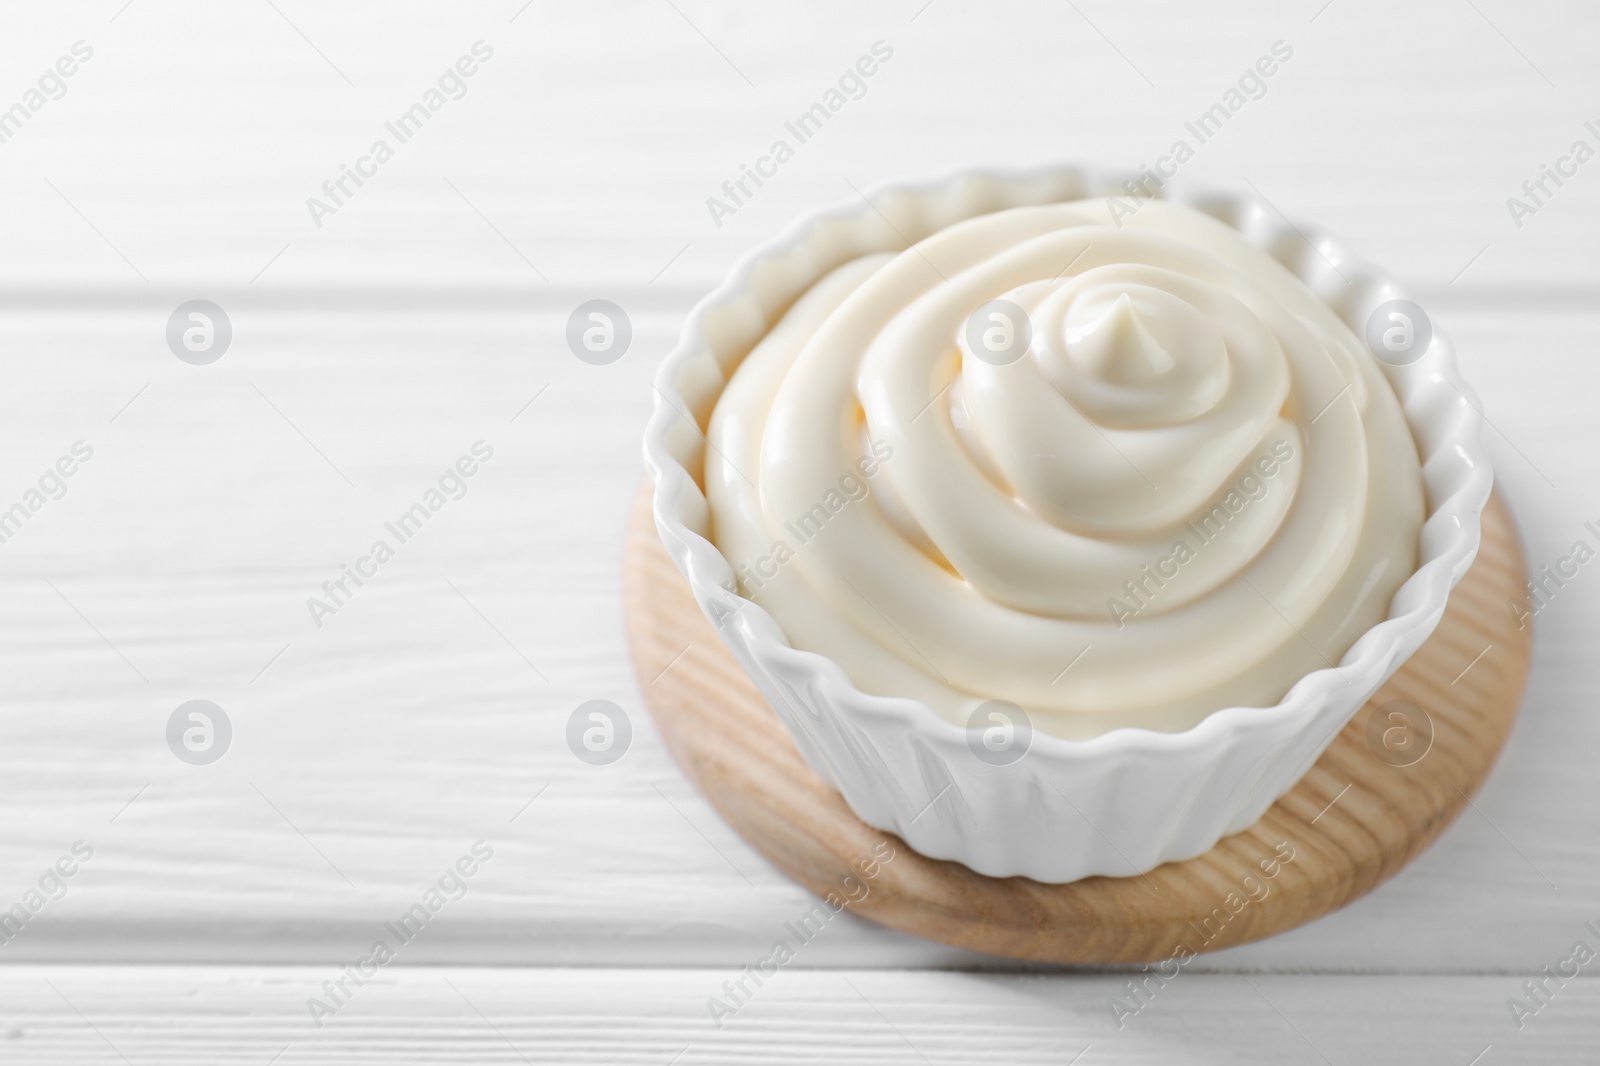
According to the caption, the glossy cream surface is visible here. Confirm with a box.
[705,199,1423,737]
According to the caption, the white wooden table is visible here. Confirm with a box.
[1,0,1596,1061]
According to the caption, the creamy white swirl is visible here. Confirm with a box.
[707,199,1422,738]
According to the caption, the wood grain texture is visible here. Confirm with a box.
[2,2,1597,295]
[1,965,1589,1065]
[626,485,1532,963]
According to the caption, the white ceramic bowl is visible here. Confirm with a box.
[642,165,1492,883]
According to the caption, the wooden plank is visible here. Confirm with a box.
[0,1,1594,293]
[0,300,1591,972]
[0,966,1592,1064]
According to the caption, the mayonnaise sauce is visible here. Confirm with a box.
[706,199,1422,738]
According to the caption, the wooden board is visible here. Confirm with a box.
[624,484,1531,964]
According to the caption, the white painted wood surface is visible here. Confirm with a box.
[1,0,1597,1059]
[1,966,1594,1064]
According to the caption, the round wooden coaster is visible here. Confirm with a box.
[623,484,1531,963]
